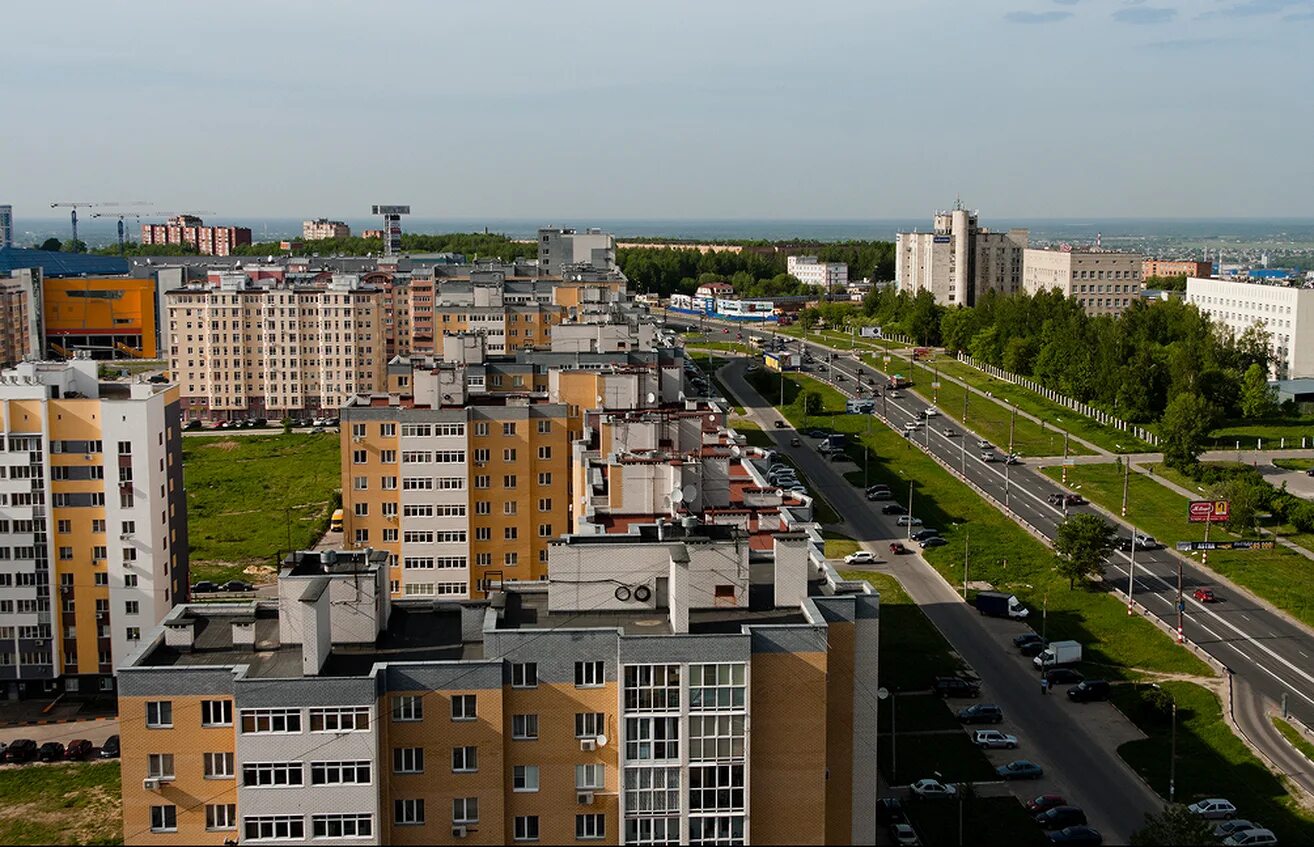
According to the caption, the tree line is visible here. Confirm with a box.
[617,240,896,297]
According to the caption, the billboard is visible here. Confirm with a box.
[371,205,411,215]
[860,326,884,338]
[1175,540,1274,552]
[1187,500,1230,523]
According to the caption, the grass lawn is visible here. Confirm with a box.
[1208,417,1314,450]
[823,530,860,560]
[762,373,1208,679]
[1273,716,1314,765]
[1113,682,1314,844]
[1275,458,1314,471]
[1045,463,1314,629]
[906,796,1048,847]
[0,761,122,845]
[935,358,1156,454]
[880,731,998,786]
[839,570,967,691]
[184,433,341,583]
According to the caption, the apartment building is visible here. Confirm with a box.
[1185,277,1314,379]
[0,357,187,699]
[1143,259,1212,281]
[785,256,848,291]
[1022,248,1145,316]
[0,205,12,250]
[117,536,877,846]
[165,273,386,421]
[304,218,352,241]
[0,273,40,366]
[43,276,159,359]
[141,216,253,257]
[538,227,617,275]
[895,206,1028,306]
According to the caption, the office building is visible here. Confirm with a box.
[303,219,352,241]
[0,273,40,366]
[895,205,1028,305]
[117,532,877,846]
[1143,259,1212,281]
[538,228,617,275]
[141,216,253,257]
[42,276,158,359]
[1022,248,1144,316]
[165,273,386,421]
[0,205,12,250]
[786,256,848,291]
[0,357,187,699]
[1185,277,1314,379]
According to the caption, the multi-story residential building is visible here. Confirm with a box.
[785,256,848,292]
[166,273,387,421]
[0,357,187,699]
[0,205,12,250]
[141,216,253,257]
[0,272,40,366]
[1185,277,1314,379]
[42,275,159,359]
[1143,259,1212,281]
[303,218,352,241]
[895,205,1028,306]
[1022,248,1144,316]
[117,536,877,846]
[538,227,617,275]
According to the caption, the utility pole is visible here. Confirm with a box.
[1127,535,1137,615]
[1169,699,1178,802]
[1004,461,1011,509]
[864,413,872,490]
[962,528,970,597]
[1008,405,1016,455]
[1121,458,1130,517]
[1061,430,1071,486]
[907,481,914,540]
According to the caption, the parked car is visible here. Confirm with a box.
[790,436,802,447]
[1064,494,1086,506]
[957,704,1003,724]
[889,542,910,555]
[923,407,939,417]
[1223,829,1277,846]
[973,730,1018,749]
[2,739,37,763]
[63,739,94,760]
[1014,632,1045,650]
[37,741,65,762]
[910,778,958,799]
[223,580,254,592]
[1116,537,1136,552]
[1193,587,1218,603]
[1188,798,1238,820]
[773,420,787,429]
[997,759,1044,780]
[1026,795,1068,814]
[896,516,924,527]
[1037,806,1088,830]
[876,797,907,825]
[882,504,908,516]
[184,419,202,430]
[1067,680,1111,703]
[889,823,920,846]
[98,735,120,759]
[1133,533,1161,550]
[1019,639,1050,658]
[844,551,877,565]
[933,676,981,698]
[191,580,218,593]
[1215,821,1264,839]
[807,428,828,438]
[910,529,940,542]
[866,489,893,501]
[1045,668,1085,686]
[1047,826,1103,845]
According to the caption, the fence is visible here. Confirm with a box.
[956,353,1159,447]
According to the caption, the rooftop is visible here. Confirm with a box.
[497,589,810,636]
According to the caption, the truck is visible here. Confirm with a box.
[818,434,848,454]
[845,398,875,414]
[1032,640,1082,670]
[974,591,1029,620]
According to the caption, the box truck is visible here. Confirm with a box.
[1032,640,1082,670]
[974,591,1029,620]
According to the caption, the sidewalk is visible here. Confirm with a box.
[0,697,117,728]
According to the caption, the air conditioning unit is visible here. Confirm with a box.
[577,791,595,806]
[142,777,160,790]
[579,739,596,752]
[119,533,133,541]
[34,640,45,647]
[451,826,468,838]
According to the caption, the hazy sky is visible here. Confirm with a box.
[4,0,1312,220]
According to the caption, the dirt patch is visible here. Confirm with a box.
[211,439,242,451]
[243,564,276,581]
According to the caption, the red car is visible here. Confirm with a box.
[889,542,909,555]
[1193,587,1217,603]
[1025,794,1067,814]
[64,739,94,760]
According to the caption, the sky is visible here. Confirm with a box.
[3,0,1313,221]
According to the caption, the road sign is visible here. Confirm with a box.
[931,382,941,389]
[1174,540,1274,552]
[1187,500,1230,523]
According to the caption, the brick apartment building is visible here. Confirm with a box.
[141,216,252,257]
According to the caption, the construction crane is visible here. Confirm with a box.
[50,201,149,249]
[91,210,152,254]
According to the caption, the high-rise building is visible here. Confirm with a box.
[141,216,253,257]
[786,256,849,291]
[1185,277,1314,379]
[1022,248,1144,316]
[895,205,1028,306]
[538,227,617,275]
[303,218,352,241]
[0,357,187,699]
[0,272,40,366]
[0,205,13,250]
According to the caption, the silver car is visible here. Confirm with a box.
[973,729,1018,749]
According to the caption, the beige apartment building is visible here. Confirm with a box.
[303,218,351,241]
[1022,248,1145,316]
[165,273,387,421]
[0,273,40,366]
[896,206,1028,306]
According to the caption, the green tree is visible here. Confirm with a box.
[1130,804,1218,846]
[1208,477,1264,535]
[801,390,823,424]
[61,239,87,253]
[1159,392,1213,472]
[1054,513,1116,589]
[39,237,62,251]
[1238,362,1277,419]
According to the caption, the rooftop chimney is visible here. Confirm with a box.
[668,545,690,634]
[163,619,195,653]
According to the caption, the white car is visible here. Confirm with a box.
[889,823,920,846]
[896,516,924,527]
[909,778,957,798]
[976,439,993,450]
[923,407,939,417]
[1189,798,1238,820]
[1223,829,1277,847]
[973,730,1018,749]
[844,551,877,565]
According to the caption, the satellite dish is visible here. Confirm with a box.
[596,395,605,405]
[708,414,716,422]
[682,484,697,502]
[646,392,656,403]
[596,734,609,748]
[730,445,741,457]
[672,488,685,503]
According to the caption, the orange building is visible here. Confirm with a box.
[1143,259,1212,280]
[43,276,158,359]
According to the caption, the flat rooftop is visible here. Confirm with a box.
[497,589,811,636]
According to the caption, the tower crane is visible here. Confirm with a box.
[91,210,152,254]
[50,201,149,249]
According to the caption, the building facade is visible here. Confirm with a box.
[1022,249,1144,316]
[0,273,40,366]
[0,205,12,250]
[895,207,1028,306]
[1143,259,1212,281]
[785,256,848,291]
[141,216,253,257]
[1185,277,1314,379]
[538,228,617,275]
[304,219,352,241]
[0,357,187,698]
[42,276,158,359]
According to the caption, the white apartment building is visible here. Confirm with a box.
[302,218,351,241]
[895,207,1028,306]
[166,273,386,420]
[786,255,849,290]
[1022,249,1144,316]
[1186,277,1314,379]
[538,227,617,275]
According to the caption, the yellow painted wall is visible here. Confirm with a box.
[45,277,157,358]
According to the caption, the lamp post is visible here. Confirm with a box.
[1121,458,1130,517]
[962,528,970,597]
[907,480,915,540]
[1061,430,1071,486]
[864,413,872,490]
[1127,535,1138,615]
[1008,404,1016,455]
[1169,698,1178,802]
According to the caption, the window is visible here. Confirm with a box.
[311,813,372,839]
[147,753,175,779]
[392,695,423,722]
[538,446,552,460]
[309,706,370,732]
[576,763,604,789]
[352,423,366,439]
[393,747,424,774]
[451,694,476,721]
[503,474,517,488]
[452,746,478,772]
[354,528,369,544]
[503,448,517,462]
[310,760,372,785]
[352,449,367,464]
[512,713,539,740]
[504,551,519,566]
[146,700,173,728]
[205,803,237,831]
[513,764,540,792]
[689,714,746,760]
[514,816,541,842]
[510,661,539,688]
[576,712,605,738]
[453,797,479,825]
[240,708,302,734]
[503,500,518,515]
[538,498,552,512]
[689,764,746,811]
[626,717,680,760]
[577,814,606,840]
[625,664,681,711]
[689,663,746,711]
[394,799,424,826]
[576,660,605,688]
[202,699,233,726]
[625,766,681,815]
[150,805,177,833]
[204,752,234,779]
[538,472,552,485]
[244,815,305,841]
[503,422,517,436]
[243,761,304,787]
[538,420,552,434]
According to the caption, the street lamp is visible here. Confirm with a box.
[877,687,895,784]
[1127,534,1138,615]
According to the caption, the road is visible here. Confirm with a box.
[684,317,1314,800]
[719,358,1159,844]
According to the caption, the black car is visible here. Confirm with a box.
[1019,640,1049,658]
[920,536,948,548]
[1047,825,1103,845]
[191,580,218,594]
[933,676,981,698]
[957,704,1004,724]
[1045,668,1085,686]
[866,484,891,495]
[807,429,828,438]
[223,580,254,592]
[1306,468,1314,477]
[773,420,787,429]
[876,797,907,825]
[2,738,37,763]
[1037,807,1088,830]
[882,503,908,516]
[1067,680,1111,703]
[37,741,64,762]
[910,529,940,542]
[1115,537,1135,552]
[64,739,94,760]
[1013,632,1045,649]
[98,734,121,759]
